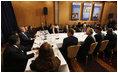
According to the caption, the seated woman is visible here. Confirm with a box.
[30,42,61,72]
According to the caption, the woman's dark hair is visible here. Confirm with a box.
[34,42,60,71]
[39,42,54,58]
[8,35,19,45]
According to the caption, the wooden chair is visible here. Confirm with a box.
[86,42,98,65]
[67,45,81,71]
[67,45,80,59]
[97,40,109,59]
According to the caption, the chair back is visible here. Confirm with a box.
[88,42,98,54]
[99,40,109,52]
[67,45,80,59]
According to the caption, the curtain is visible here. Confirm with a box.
[1,1,19,43]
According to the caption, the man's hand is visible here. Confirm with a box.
[32,47,40,50]
[35,51,39,55]
[34,35,39,37]
[31,38,36,40]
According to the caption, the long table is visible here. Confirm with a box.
[25,30,117,72]
[25,31,70,72]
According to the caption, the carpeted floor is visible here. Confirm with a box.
[99,54,117,70]
[78,59,108,72]
[69,54,117,72]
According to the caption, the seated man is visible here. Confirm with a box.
[39,22,47,31]
[27,25,35,38]
[63,24,70,33]
[25,26,38,38]
[76,22,82,32]
[3,35,37,72]
[77,28,96,61]
[19,27,35,46]
[61,28,78,63]
[104,28,117,57]
[94,26,104,55]
[54,24,59,33]
[72,22,77,31]
[24,26,35,38]
[81,23,87,32]
[48,24,59,34]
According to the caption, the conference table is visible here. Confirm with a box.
[25,30,70,72]
[25,30,117,72]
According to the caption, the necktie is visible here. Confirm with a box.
[14,45,24,53]
[23,33,29,39]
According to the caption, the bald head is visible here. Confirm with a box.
[83,24,86,28]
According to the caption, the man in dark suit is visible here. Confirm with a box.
[72,22,77,31]
[3,35,37,72]
[61,28,78,62]
[81,23,87,32]
[107,18,116,29]
[104,28,117,57]
[19,27,35,46]
[94,26,104,55]
[77,28,96,61]
[76,22,82,32]
[63,24,70,33]
[39,23,47,31]
[24,26,35,38]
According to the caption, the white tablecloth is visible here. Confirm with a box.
[33,32,88,48]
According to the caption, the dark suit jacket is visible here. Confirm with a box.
[107,20,115,28]
[19,32,30,41]
[63,26,70,33]
[77,35,96,58]
[104,32,117,52]
[81,27,87,32]
[3,44,34,72]
[19,32,34,46]
[39,26,47,31]
[26,30,35,38]
[49,28,58,34]
[94,32,104,52]
[61,36,78,61]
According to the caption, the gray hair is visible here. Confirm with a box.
[87,28,94,34]
[19,27,25,31]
